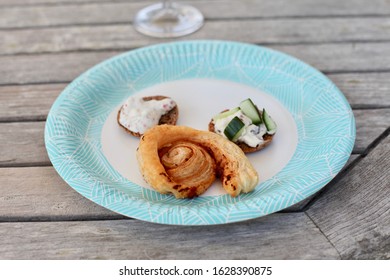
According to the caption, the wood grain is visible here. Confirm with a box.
[0,83,66,121]
[2,42,390,85]
[0,51,118,85]
[1,17,390,55]
[1,72,389,123]
[1,0,390,28]
[306,135,390,259]
[0,213,340,259]
[0,0,388,260]
[274,42,390,74]
[282,154,360,212]
[0,166,119,221]
[327,72,390,108]
[0,0,145,6]
[0,156,360,220]
[0,122,48,166]
[0,110,387,166]
[354,109,390,154]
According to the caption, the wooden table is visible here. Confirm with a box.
[0,0,389,260]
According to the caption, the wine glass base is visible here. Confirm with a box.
[133,3,204,38]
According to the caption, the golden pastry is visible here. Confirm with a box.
[136,125,259,198]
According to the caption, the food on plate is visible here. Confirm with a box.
[117,95,178,137]
[209,98,277,153]
[136,125,259,198]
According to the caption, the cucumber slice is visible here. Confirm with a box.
[213,107,240,121]
[262,109,277,134]
[239,98,262,125]
[224,116,245,142]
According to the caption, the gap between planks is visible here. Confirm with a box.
[302,127,390,212]
[2,14,390,32]
[1,109,389,167]
[0,212,341,259]
[2,41,390,74]
[3,18,390,56]
[304,211,343,258]
[4,41,390,58]
[2,105,390,124]
[1,0,390,22]
[0,130,386,223]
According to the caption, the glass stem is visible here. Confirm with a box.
[163,0,173,9]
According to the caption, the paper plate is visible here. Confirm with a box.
[45,41,355,225]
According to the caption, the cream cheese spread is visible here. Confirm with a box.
[119,96,176,134]
[213,110,269,147]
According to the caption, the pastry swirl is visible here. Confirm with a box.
[159,141,217,197]
[137,125,259,198]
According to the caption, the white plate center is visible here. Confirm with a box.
[101,78,298,196]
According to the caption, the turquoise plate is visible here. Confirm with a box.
[45,41,355,225]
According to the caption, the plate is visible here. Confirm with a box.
[45,40,355,225]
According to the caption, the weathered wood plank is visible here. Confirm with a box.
[282,154,360,212]
[306,135,390,259]
[2,17,390,55]
[0,109,387,166]
[0,0,143,6]
[2,43,390,85]
[0,1,147,29]
[0,83,65,121]
[0,122,48,166]
[1,72,389,123]
[1,0,390,28]
[327,72,390,108]
[0,166,120,221]
[0,0,386,262]
[274,42,390,74]
[354,109,390,154]
[0,213,340,259]
[0,51,118,85]
[0,155,360,220]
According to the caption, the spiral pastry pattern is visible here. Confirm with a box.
[137,125,259,198]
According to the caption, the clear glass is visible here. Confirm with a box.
[133,0,204,38]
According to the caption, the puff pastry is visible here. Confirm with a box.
[136,125,259,198]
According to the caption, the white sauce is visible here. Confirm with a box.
[119,96,176,134]
[213,110,269,148]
